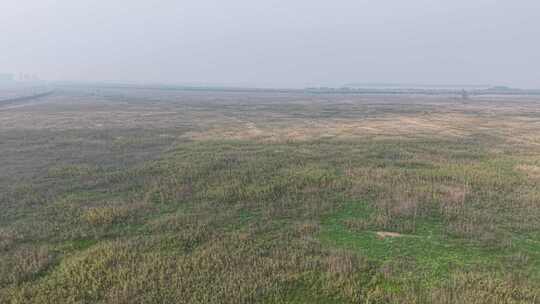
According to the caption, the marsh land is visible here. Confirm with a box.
[1,86,540,303]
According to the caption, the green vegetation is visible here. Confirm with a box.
[1,89,540,303]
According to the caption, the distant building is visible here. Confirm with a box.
[0,73,14,82]
[17,73,40,82]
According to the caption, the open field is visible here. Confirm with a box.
[1,86,540,303]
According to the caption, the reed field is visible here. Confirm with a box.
[1,87,540,303]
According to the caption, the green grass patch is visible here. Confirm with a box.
[319,201,537,286]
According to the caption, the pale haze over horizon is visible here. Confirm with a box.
[2,0,539,88]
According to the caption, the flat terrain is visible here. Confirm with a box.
[1,86,540,303]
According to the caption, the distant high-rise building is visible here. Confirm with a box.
[15,73,40,82]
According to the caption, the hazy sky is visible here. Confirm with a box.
[2,0,540,88]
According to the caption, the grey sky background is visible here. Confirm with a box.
[2,0,539,88]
